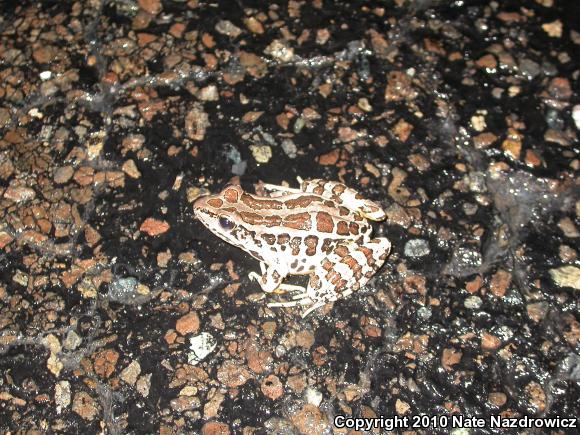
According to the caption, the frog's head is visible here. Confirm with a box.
[193,184,244,244]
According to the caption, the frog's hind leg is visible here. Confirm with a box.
[267,292,326,318]
[300,238,391,316]
[300,179,386,221]
[249,262,304,295]
[268,239,391,317]
[276,283,307,293]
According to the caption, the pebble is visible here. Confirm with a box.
[525,381,547,412]
[481,333,501,350]
[244,17,264,34]
[176,311,200,335]
[140,217,170,236]
[473,132,497,148]
[63,330,82,351]
[548,77,572,101]
[542,20,562,38]
[558,217,579,238]
[488,391,507,407]
[518,58,540,80]
[264,40,294,62]
[122,159,141,179]
[304,387,323,406]
[198,85,219,101]
[471,113,487,131]
[3,186,35,202]
[170,395,200,412]
[136,373,152,397]
[138,0,162,16]
[261,374,284,400]
[250,144,272,163]
[476,54,497,70]
[188,332,217,365]
[202,422,230,435]
[231,160,247,176]
[417,306,432,320]
[573,105,580,130]
[215,20,242,38]
[462,202,478,216]
[501,128,522,160]
[290,404,327,435]
[395,398,411,414]
[526,302,549,323]
[464,295,483,309]
[185,104,210,141]
[441,348,462,370]
[545,109,564,130]
[490,269,511,297]
[72,392,99,421]
[393,118,414,142]
[217,361,251,388]
[54,166,74,184]
[203,391,225,419]
[385,71,417,101]
[93,348,119,378]
[404,239,430,257]
[281,139,297,158]
[108,277,138,299]
[120,360,142,386]
[559,245,577,262]
[549,265,580,290]
[55,381,71,414]
[445,246,483,277]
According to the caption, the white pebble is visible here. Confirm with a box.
[464,295,483,309]
[572,105,580,130]
[188,332,217,365]
[404,239,430,257]
[304,387,323,407]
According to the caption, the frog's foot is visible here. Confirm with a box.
[273,283,307,294]
[248,271,261,284]
[267,298,311,309]
[267,295,326,318]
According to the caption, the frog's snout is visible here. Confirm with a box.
[192,195,211,223]
[192,195,206,214]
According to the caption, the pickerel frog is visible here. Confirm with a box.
[194,179,391,317]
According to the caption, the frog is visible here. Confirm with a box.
[193,178,391,317]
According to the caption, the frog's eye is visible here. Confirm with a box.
[219,216,235,230]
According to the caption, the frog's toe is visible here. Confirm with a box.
[268,298,312,308]
[275,283,306,294]
[301,300,327,318]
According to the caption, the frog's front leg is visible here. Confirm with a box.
[248,262,284,293]
[248,262,295,293]
[301,179,386,221]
